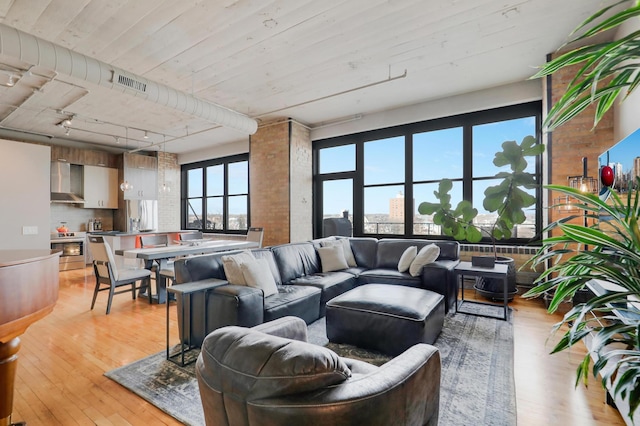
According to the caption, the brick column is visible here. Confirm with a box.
[249,119,312,246]
[547,56,614,227]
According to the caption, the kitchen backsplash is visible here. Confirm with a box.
[51,203,114,233]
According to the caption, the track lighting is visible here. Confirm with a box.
[144,131,149,139]
[64,127,70,136]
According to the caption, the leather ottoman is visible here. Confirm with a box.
[326,283,444,356]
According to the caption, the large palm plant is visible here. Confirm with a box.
[523,183,640,420]
[531,0,640,131]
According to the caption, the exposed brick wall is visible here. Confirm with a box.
[250,120,292,247]
[548,54,615,228]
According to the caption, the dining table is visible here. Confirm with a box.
[115,239,259,303]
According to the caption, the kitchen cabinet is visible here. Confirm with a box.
[83,165,119,208]
[84,149,116,168]
[123,153,158,200]
[51,145,84,164]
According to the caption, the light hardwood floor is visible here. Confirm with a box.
[10,267,627,425]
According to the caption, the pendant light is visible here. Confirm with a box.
[120,127,133,192]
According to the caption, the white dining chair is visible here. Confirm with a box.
[88,236,152,314]
[246,227,264,248]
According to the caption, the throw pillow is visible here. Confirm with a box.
[409,244,441,277]
[241,258,278,297]
[321,239,357,267]
[221,251,256,285]
[397,246,417,273]
[339,238,357,267]
[317,246,349,272]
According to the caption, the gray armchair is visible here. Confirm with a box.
[196,316,440,426]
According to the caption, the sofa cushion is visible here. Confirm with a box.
[222,251,256,285]
[346,237,378,269]
[272,242,321,283]
[241,258,278,297]
[409,244,440,277]
[264,285,322,324]
[358,269,422,288]
[398,246,417,273]
[199,326,351,401]
[317,246,349,272]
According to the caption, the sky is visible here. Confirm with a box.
[320,116,538,216]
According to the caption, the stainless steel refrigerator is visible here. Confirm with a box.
[126,199,158,232]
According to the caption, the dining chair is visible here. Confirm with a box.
[246,227,264,248]
[139,234,176,289]
[179,231,203,241]
[88,236,152,314]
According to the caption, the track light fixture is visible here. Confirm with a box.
[143,131,149,139]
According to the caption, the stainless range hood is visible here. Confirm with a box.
[51,161,85,204]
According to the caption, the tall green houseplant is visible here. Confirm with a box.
[418,135,543,254]
[523,184,640,421]
[525,1,640,421]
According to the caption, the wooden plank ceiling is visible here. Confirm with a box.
[0,0,603,155]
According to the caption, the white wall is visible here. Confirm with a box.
[311,80,542,141]
[614,17,640,141]
[0,140,51,249]
[177,138,250,165]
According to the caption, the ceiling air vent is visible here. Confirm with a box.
[113,72,147,93]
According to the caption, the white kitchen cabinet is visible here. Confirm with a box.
[83,165,118,209]
[123,153,158,200]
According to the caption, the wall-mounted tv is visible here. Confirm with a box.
[598,127,640,201]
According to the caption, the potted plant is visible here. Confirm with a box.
[521,1,640,422]
[418,135,544,299]
[523,183,640,421]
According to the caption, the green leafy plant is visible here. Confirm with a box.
[531,0,640,131]
[523,183,640,420]
[418,135,544,254]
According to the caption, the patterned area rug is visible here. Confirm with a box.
[105,304,515,426]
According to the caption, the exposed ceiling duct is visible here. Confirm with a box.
[0,23,258,135]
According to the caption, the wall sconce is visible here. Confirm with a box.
[554,157,598,213]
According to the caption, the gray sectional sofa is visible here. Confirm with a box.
[173,237,460,346]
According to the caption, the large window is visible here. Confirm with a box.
[182,154,249,233]
[313,102,542,243]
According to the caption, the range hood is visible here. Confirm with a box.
[50,161,85,204]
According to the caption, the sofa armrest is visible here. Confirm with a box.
[208,285,265,330]
[421,259,459,314]
[251,316,308,342]
[247,344,441,426]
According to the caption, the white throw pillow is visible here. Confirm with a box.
[317,246,349,272]
[321,239,357,267]
[409,244,441,277]
[221,251,256,285]
[398,246,417,273]
[241,258,278,297]
[339,238,357,267]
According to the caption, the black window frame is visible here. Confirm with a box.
[313,101,543,244]
[181,153,250,234]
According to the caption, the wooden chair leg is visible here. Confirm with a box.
[90,277,100,310]
[106,283,115,315]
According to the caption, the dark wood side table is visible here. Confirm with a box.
[454,261,510,321]
[166,279,226,366]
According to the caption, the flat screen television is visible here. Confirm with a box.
[598,127,640,201]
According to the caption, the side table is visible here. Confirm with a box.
[166,279,226,366]
[454,261,510,321]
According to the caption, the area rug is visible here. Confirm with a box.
[105,305,515,426]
